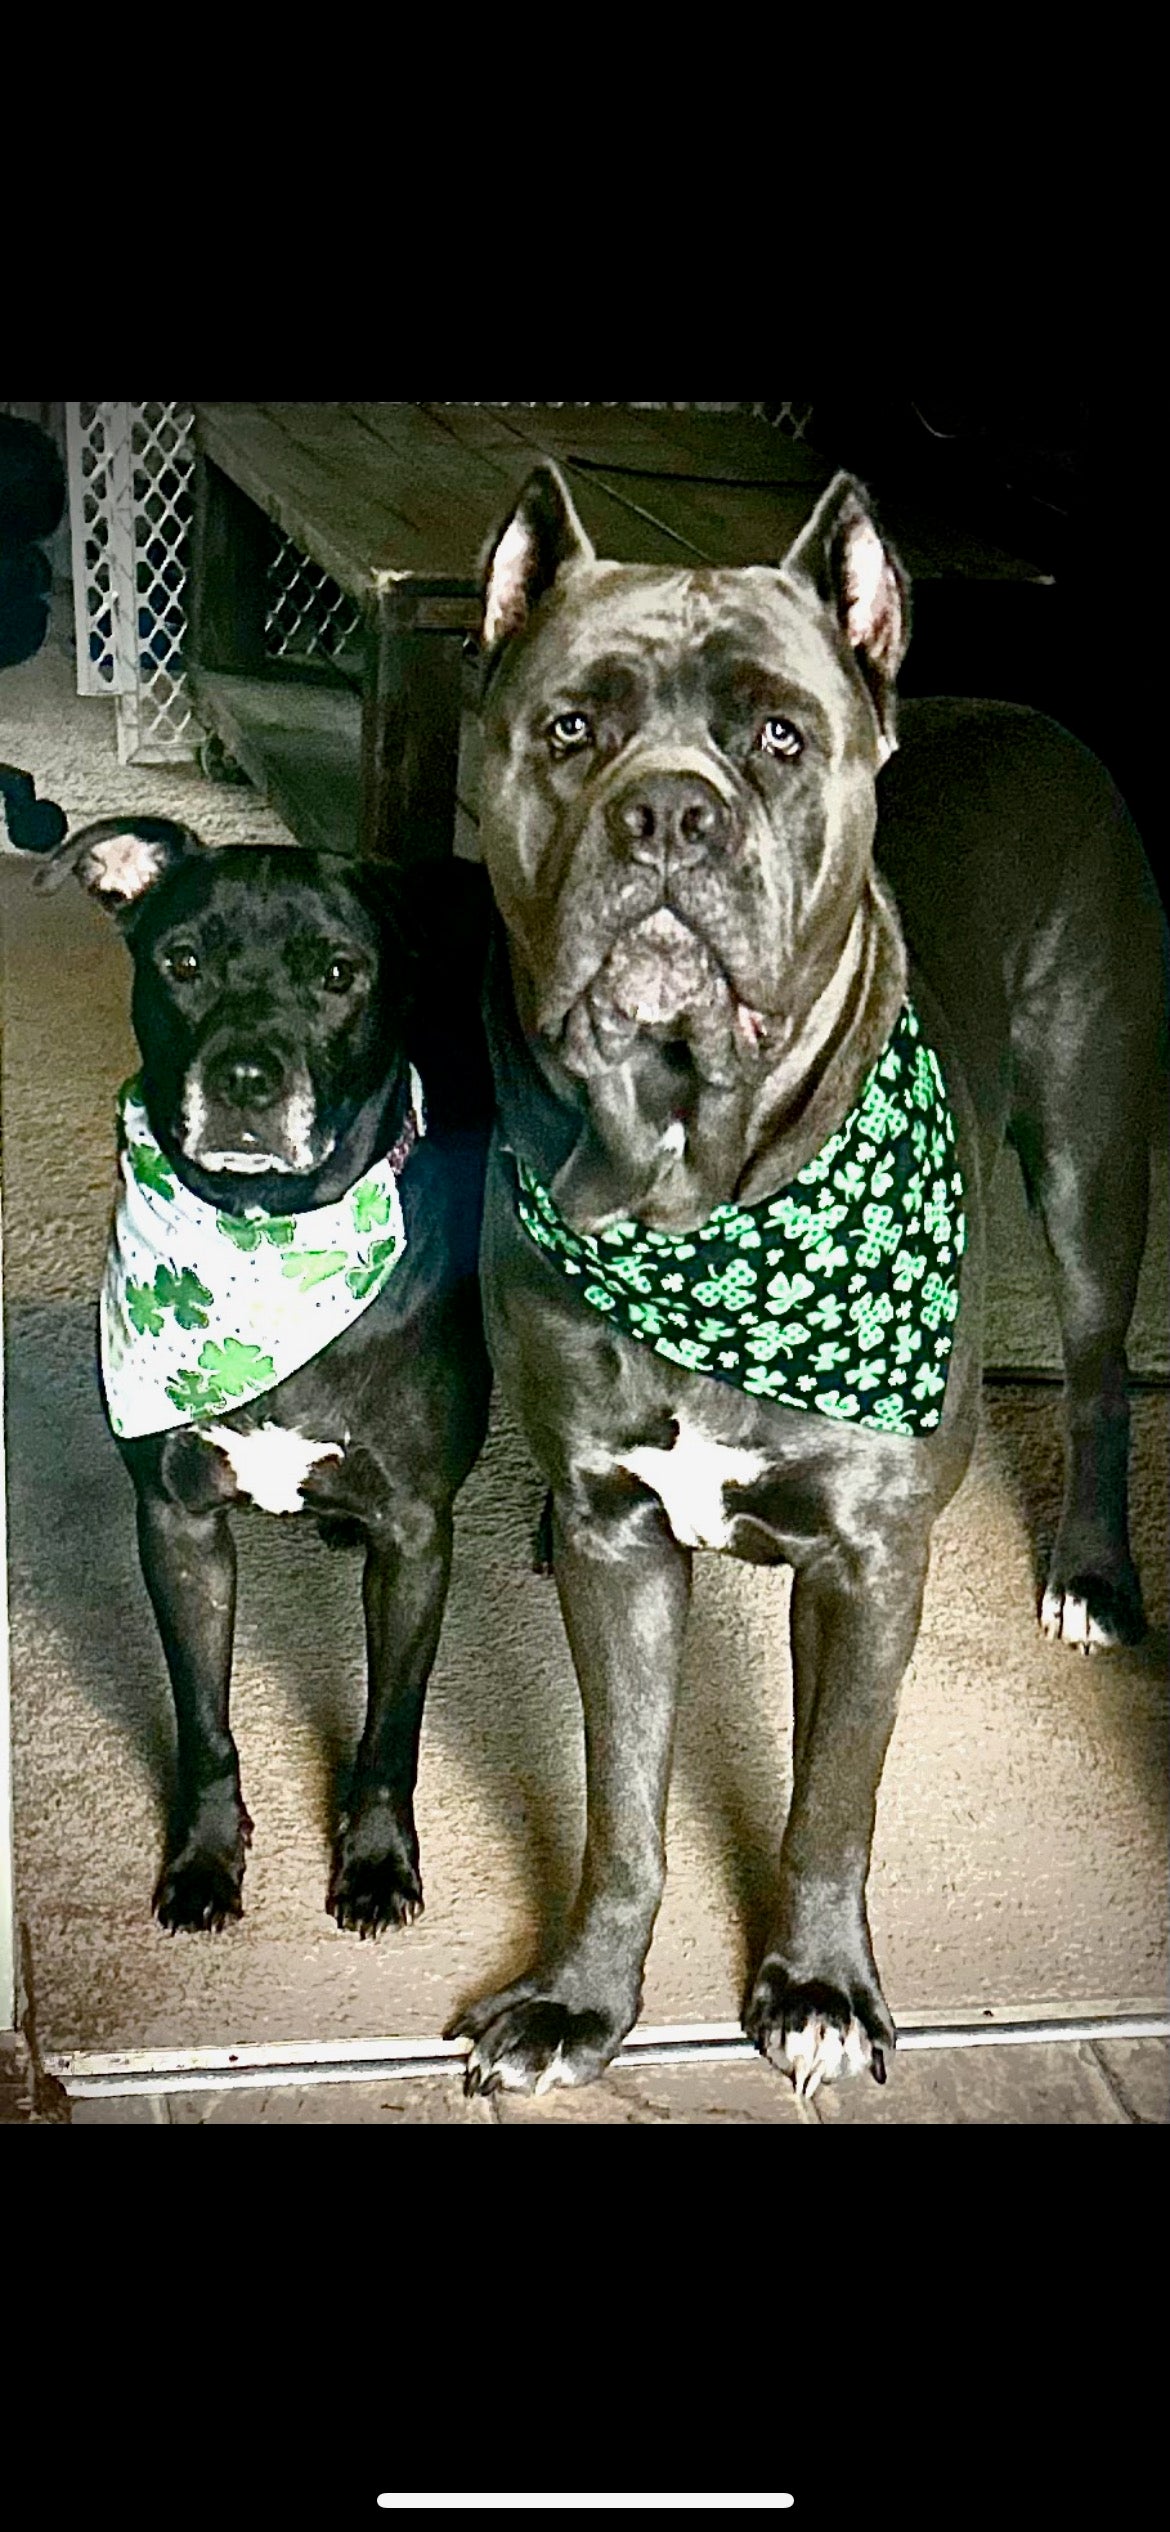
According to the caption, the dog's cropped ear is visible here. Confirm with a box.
[480,462,595,663]
[781,474,910,761]
[31,815,204,909]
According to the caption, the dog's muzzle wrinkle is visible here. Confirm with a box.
[558,899,770,1092]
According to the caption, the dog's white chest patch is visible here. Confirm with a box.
[206,1422,344,1516]
[616,1419,769,1550]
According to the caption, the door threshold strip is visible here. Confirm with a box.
[44,2004,1170,2100]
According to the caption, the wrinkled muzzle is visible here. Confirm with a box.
[533,748,772,1090]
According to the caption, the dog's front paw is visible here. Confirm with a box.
[155,1790,252,1933]
[327,1807,423,1937]
[447,1986,624,2096]
[1040,1560,1145,1654]
[745,1963,894,2099]
[154,1846,246,1934]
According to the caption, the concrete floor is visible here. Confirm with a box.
[63,2036,1170,2124]
[2,607,1167,2124]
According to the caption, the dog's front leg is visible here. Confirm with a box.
[451,1476,692,2095]
[136,1494,251,1932]
[327,1500,454,1936]
[746,1523,931,2095]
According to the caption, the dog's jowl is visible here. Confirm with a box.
[35,823,491,1936]
[450,461,1166,2098]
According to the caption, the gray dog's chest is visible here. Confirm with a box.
[613,1415,772,1549]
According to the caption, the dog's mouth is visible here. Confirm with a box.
[179,1074,335,1179]
[557,909,771,1086]
[190,1141,334,1177]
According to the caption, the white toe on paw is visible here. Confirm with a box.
[778,2013,870,2096]
[841,2021,872,2078]
[1040,1587,1112,1652]
[467,2041,526,2094]
[533,2046,572,2097]
[468,2037,578,2096]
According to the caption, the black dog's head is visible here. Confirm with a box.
[40,819,412,1212]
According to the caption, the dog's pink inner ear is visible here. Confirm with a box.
[481,463,596,655]
[782,474,908,682]
[840,511,904,677]
[81,830,175,905]
[483,513,545,652]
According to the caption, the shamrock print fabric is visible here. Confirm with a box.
[100,1073,424,1437]
[515,1002,964,1438]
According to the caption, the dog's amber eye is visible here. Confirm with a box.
[323,956,357,993]
[758,717,803,760]
[548,711,593,755]
[166,944,200,981]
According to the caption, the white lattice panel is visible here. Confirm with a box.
[66,401,200,764]
[66,402,130,697]
[121,403,198,761]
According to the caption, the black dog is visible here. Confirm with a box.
[449,461,1166,2098]
[36,819,491,1937]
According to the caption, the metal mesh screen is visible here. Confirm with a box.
[264,529,363,668]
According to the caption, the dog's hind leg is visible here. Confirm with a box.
[327,1497,455,1936]
[1008,930,1161,1650]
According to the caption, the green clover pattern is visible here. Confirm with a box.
[165,1338,277,1420]
[514,1001,964,1439]
[124,1263,215,1336]
[126,1140,176,1200]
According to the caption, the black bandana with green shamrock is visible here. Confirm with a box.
[514,1000,964,1437]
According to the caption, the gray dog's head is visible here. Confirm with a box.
[478,462,911,1230]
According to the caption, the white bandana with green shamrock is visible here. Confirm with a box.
[100,1073,425,1438]
[515,1000,965,1438]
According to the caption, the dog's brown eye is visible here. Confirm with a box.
[549,712,593,755]
[323,956,357,993]
[166,944,200,981]
[758,717,803,760]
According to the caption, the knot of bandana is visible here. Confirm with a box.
[514,1002,964,1438]
[101,1069,425,1438]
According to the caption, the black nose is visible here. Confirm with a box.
[605,774,731,868]
[207,1049,285,1109]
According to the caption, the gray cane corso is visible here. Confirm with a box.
[448,460,1166,2098]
